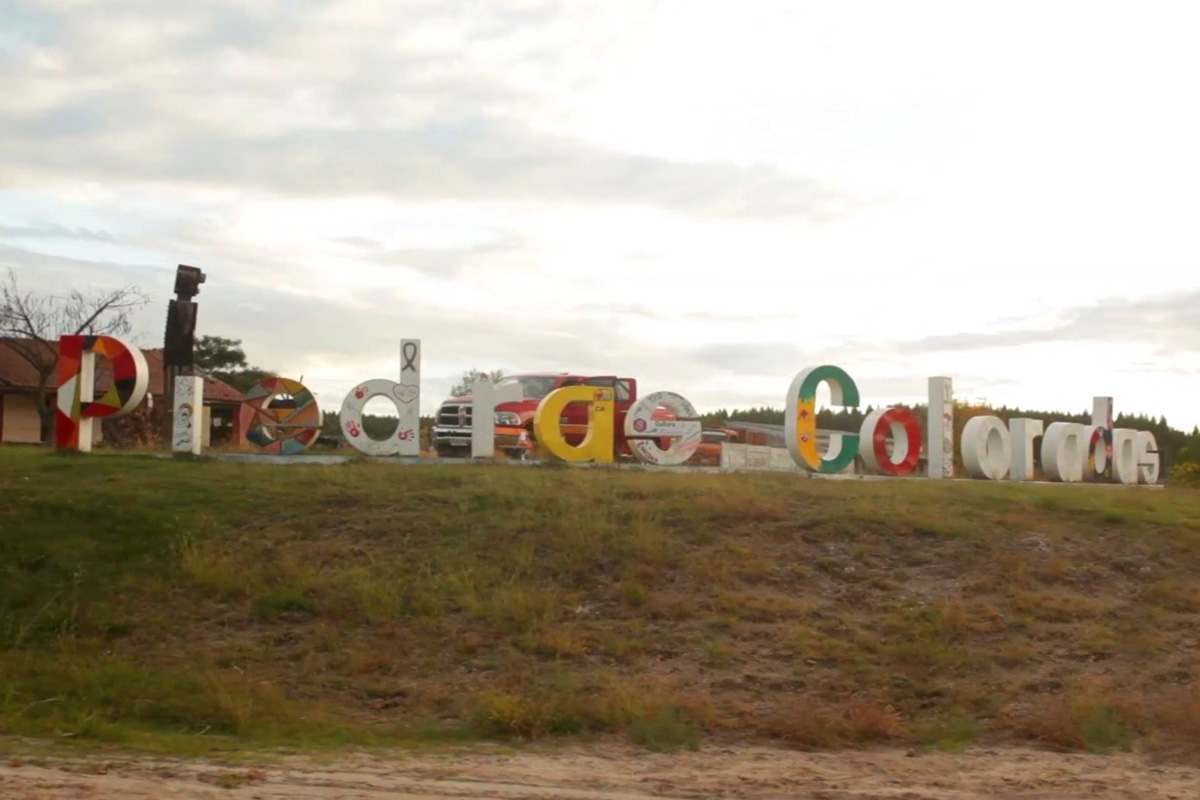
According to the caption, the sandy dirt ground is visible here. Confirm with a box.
[2,744,1198,799]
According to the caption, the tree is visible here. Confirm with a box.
[195,336,248,372]
[1178,427,1200,467]
[193,334,274,393]
[451,368,504,397]
[0,268,148,443]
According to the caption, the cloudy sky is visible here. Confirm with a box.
[3,0,1199,427]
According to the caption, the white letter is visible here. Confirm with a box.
[397,339,421,457]
[1111,429,1139,485]
[172,375,204,456]
[927,377,954,479]
[1009,418,1044,482]
[1041,422,1086,483]
[625,391,702,466]
[470,377,523,458]
[1137,431,1160,484]
[962,416,1011,480]
[1092,396,1114,429]
[341,379,416,457]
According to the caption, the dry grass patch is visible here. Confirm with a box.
[1006,682,1144,754]
[764,696,904,748]
[2,449,1200,757]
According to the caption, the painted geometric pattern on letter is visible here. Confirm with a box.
[56,335,149,450]
[239,377,323,456]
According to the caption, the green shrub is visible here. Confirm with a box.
[1170,462,1200,488]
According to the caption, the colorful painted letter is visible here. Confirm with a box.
[858,407,921,476]
[56,335,150,452]
[239,377,322,455]
[533,385,615,463]
[1092,396,1114,470]
[1084,426,1109,480]
[786,366,860,474]
[624,391,702,466]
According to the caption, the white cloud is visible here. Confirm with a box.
[2,0,1198,428]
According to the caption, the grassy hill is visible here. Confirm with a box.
[2,447,1199,756]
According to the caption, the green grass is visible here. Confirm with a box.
[628,706,702,752]
[2,447,1200,757]
[916,714,980,752]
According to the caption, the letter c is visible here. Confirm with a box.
[786,365,861,474]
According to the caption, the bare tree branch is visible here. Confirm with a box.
[0,268,149,443]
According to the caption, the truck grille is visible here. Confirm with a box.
[437,403,472,428]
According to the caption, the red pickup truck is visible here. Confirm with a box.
[431,373,670,460]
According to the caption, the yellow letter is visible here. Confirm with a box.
[533,385,615,462]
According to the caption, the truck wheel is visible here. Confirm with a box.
[435,445,463,459]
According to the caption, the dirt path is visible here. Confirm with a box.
[2,744,1197,799]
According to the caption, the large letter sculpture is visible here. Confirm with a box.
[534,385,615,463]
[340,379,417,457]
[1009,418,1043,481]
[239,377,322,455]
[398,339,421,457]
[1083,396,1113,480]
[1084,425,1109,481]
[1110,429,1140,485]
[927,377,954,479]
[471,377,524,459]
[1041,422,1086,483]
[172,374,204,455]
[961,416,1012,481]
[1137,431,1160,484]
[786,366,860,474]
[625,391,702,466]
[56,335,150,452]
[858,407,922,476]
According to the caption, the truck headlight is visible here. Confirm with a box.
[495,411,522,427]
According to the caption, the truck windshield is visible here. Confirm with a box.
[494,376,558,399]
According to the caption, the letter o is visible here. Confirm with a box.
[961,416,1012,480]
[340,379,414,457]
[240,376,323,456]
[858,407,921,475]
